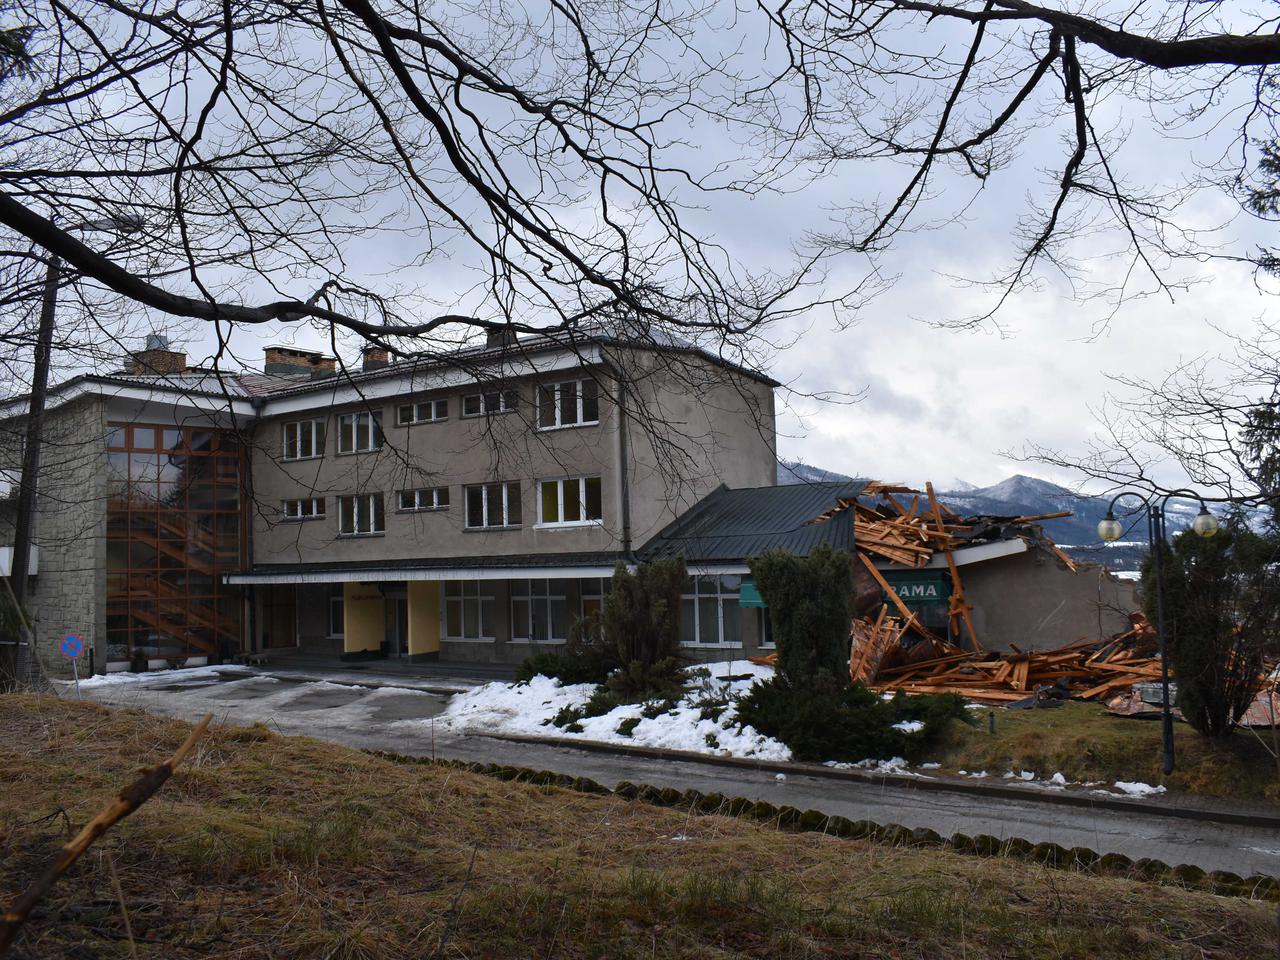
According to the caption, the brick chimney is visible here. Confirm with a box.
[264,345,335,378]
[129,333,187,375]
[362,345,389,371]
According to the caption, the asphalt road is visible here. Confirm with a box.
[72,667,1280,877]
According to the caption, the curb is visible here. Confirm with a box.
[478,731,1280,830]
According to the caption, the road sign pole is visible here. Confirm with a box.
[71,656,80,701]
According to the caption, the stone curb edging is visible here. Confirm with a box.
[477,731,1280,830]
[368,750,1280,903]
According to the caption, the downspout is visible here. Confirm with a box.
[605,361,634,561]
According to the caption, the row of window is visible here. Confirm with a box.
[282,477,604,534]
[281,378,602,462]
[324,577,769,646]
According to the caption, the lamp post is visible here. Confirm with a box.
[1097,490,1220,775]
[6,216,141,684]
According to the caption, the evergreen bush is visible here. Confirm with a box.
[1142,513,1278,737]
[749,545,854,685]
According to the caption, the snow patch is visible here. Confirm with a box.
[425,661,791,761]
[891,720,924,734]
[1112,781,1167,798]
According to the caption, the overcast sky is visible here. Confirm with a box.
[91,3,1279,495]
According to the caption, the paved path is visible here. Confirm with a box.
[73,668,1280,877]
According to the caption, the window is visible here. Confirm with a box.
[396,399,448,425]
[397,486,449,512]
[757,609,774,648]
[464,481,522,528]
[537,379,600,429]
[338,493,385,535]
[538,476,603,526]
[283,419,326,461]
[283,497,325,520]
[511,579,572,643]
[680,575,743,646]
[461,389,518,417]
[337,411,383,454]
[444,581,496,640]
[328,590,345,638]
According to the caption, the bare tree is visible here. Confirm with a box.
[755,0,1280,323]
[0,0,844,370]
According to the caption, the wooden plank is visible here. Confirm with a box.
[857,552,943,643]
[926,481,982,652]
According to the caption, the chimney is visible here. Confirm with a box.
[485,327,518,350]
[362,345,390,371]
[129,333,187,375]
[264,345,335,377]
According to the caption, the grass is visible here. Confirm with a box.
[926,701,1280,803]
[1,694,1277,959]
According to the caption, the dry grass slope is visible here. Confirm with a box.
[1,695,1275,959]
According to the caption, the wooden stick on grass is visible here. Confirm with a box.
[0,713,213,956]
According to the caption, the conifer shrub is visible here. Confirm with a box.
[749,544,854,685]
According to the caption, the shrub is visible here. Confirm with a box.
[514,648,610,685]
[736,675,972,763]
[749,545,854,686]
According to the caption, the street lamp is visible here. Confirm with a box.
[1097,489,1220,775]
[6,214,142,684]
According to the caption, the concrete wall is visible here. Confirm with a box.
[343,582,384,654]
[616,347,778,547]
[962,548,1139,651]
[0,396,108,680]
[248,350,778,568]
[407,581,440,655]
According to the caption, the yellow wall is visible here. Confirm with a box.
[343,582,384,653]
[407,581,441,655]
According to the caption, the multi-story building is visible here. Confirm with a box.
[0,328,785,675]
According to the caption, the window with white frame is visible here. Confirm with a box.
[461,389,518,417]
[537,378,600,429]
[464,481,521,528]
[338,493,385,535]
[443,581,497,640]
[538,476,602,526]
[680,575,743,645]
[396,398,448,426]
[757,608,774,648]
[397,486,449,512]
[282,419,326,461]
[337,410,383,454]
[328,589,345,638]
[282,497,325,520]
[511,579,572,643]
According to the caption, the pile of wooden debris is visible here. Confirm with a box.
[853,613,1162,703]
[811,480,1078,654]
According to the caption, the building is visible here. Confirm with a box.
[1,329,780,675]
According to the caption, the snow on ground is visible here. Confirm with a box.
[69,665,228,689]
[428,660,791,761]
[1111,781,1167,798]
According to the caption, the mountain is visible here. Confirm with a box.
[776,460,860,485]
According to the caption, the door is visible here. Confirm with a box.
[392,597,410,656]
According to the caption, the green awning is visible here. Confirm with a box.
[739,577,766,608]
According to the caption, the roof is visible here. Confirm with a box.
[1,327,778,419]
[638,481,867,564]
[225,551,625,584]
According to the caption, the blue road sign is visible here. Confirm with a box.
[60,634,84,659]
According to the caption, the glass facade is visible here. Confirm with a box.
[105,423,245,662]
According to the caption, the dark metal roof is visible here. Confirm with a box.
[638,481,866,564]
